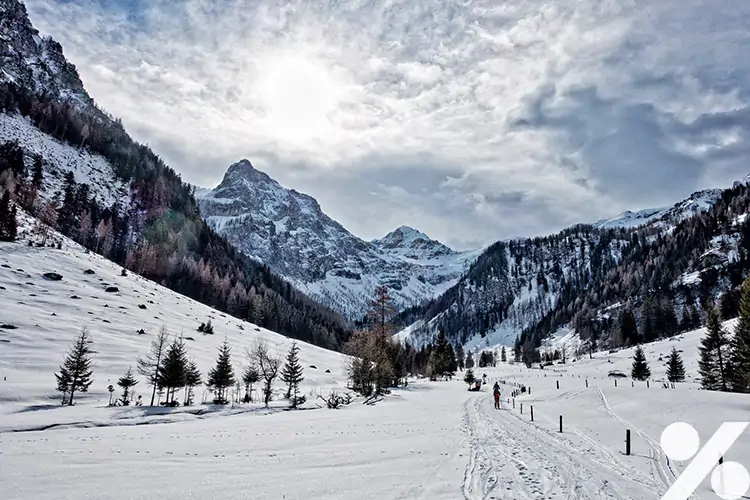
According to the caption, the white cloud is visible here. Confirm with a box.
[22,0,750,249]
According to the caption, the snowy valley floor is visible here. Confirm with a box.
[3,237,750,499]
[3,361,750,500]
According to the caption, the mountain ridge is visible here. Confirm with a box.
[196,160,482,319]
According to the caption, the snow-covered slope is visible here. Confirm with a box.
[593,188,722,229]
[0,215,348,421]
[0,113,129,207]
[197,160,481,318]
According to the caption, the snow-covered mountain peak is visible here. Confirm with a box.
[197,161,479,318]
[222,159,277,187]
[374,225,455,259]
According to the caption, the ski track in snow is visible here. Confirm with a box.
[462,389,667,500]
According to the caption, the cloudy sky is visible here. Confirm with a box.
[25,0,750,250]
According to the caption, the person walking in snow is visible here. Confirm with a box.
[493,383,501,409]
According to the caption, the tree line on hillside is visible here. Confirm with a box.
[512,182,750,359]
[0,80,349,350]
[55,326,306,408]
[698,276,750,393]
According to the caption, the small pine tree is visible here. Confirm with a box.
[464,368,476,387]
[117,366,138,405]
[665,347,685,383]
[700,307,731,391]
[55,328,94,405]
[208,340,235,404]
[158,337,187,405]
[465,352,475,369]
[0,190,15,241]
[32,156,43,190]
[242,364,260,403]
[203,320,214,334]
[280,342,305,407]
[183,360,202,406]
[501,346,507,363]
[456,344,465,371]
[730,278,750,393]
[631,346,651,381]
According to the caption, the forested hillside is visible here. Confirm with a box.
[0,0,349,349]
[400,182,750,360]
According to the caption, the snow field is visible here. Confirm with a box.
[477,329,750,499]
[0,233,350,429]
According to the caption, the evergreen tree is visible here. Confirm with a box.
[641,298,657,342]
[661,302,679,337]
[158,336,187,404]
[136,326,169,406]
[690,305,701,330]
[665,347,686,383]
[501,346,507,362]
[699,307,730,391]
[631,346,651,381]
[8,203,16,241]
[730,278,750,392]
[465,352,475,369]
[720,289,741,320]
[117,366,138,405]
[429,330,455,378]
[619,309,638,346]
[513,337,522,362]
[0,190,16,241]
[280,342,304,407]
[31,156,43,191]
[242,364,260,403]
[183,360,202,406]
[463,368,476,387]
[456,344,465,371]
[208,339,235,404]
[58,171,77,235]
[55,328,94,405]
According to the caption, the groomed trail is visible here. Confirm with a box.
[461,387,669,500]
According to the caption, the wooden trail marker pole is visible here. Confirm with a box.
[559,415,563,433]
[626,430,631,456]
[531,405,534,422]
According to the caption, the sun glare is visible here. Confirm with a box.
[260,56,340,141]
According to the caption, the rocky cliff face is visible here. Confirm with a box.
[0,0,91,106]
[196,160,481,318]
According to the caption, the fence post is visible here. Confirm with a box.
[521,403,523,414]
[615,379,618,387]
[531,405,534,422]
[513,398,515,409]
[556,380,560,390]
[529,387,532,395]
[559,415,563,433]
[585,379,588,388]
[632,381,634,387]
[647,380,650,388]
[626,429,631,456]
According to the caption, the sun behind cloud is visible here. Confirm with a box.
[259,55,343,143]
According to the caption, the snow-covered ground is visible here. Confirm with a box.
[0,223,350,426]
[2,223,749,499]
[0,113,129,207]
